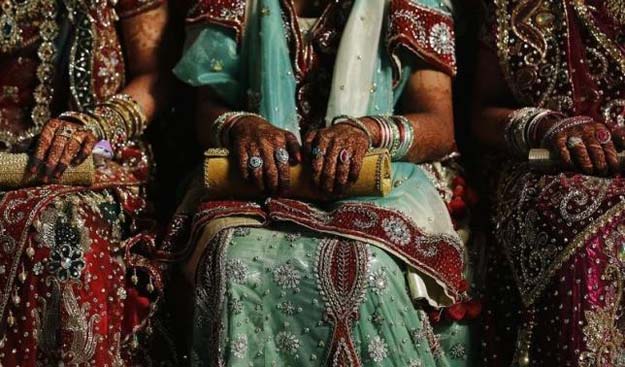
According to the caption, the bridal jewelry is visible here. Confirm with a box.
[275,148,289,165]
[0,0,59,149]
[339,149,351,163]
[248,156,264,170]
[595,129,612,145]
[566,136,584,149]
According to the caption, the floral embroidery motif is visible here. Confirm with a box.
[48,244,85,280]
[225,258,248,284]
[392,9,427,44]
[368,336,388,363]
[368,268,389,295]
[284,232,301,242]
[371,310,385,325]
[275,331,300,355]
[429,23,454,55]
[32,262,44,276]
[277,300,298,316]
[382,217,411,246]
[116,287,127,300]
[233,227,251,237]
[449,343,467,360]
[217,2,245,20]
[231,336,247,358]
[579,264,625,366]
[273,263,301,289]
[229,297,243,315]
[387,0,457,75]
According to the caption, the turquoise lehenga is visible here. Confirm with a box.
[173,0,475,365]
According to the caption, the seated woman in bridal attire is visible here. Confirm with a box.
[170,0,477,365]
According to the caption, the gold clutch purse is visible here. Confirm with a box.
[203,148,392,200]
[0,153,95,188]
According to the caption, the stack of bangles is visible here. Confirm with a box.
[341,115,414,161]
[58,93,147,152]
[504,107,612,157]
[210,111,415,162]
[503,107,565,157]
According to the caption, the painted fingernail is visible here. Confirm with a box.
[44,165,55,179]
[28,158,41,173]
[54,164,67,179]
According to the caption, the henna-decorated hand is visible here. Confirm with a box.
[541,119,619,176]
[229,116,301,195]
[303,124,369,195]
[27,118,97,182]
[609,125,625,151]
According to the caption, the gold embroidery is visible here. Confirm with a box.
[511,0,547,59]
[572,0,625,75]
[61,282,101,363]
[494,0,572,110]
[579,264,625,366]
[513,187,625,306]
[605,0,625,26]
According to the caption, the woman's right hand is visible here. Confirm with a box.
[229,116,301,195]
[541,119,619,176]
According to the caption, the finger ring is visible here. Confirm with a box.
[248,156,264,170]
[275,148,289,165]
[566,136,584,149]
[339,148,351,164]
[595,129,612,145]
[55,126,75,139]
[311,146,325,159]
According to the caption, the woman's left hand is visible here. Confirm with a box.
[303,124,369,195]
[27,118,98,181]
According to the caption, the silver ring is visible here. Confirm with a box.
[566,136,584,149]
[248,156,264,170]
[275,148,289,165]
[311,146,325,159]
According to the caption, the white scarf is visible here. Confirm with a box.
[324,0,389,124]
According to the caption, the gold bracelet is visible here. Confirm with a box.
[93,105,128,146]
[104,100,137,136]
[91,94,148,144]
[108,94,147,137]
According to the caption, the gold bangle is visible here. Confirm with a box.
[108,94,147,137]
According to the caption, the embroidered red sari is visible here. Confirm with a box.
[482,0,625,365]
[0,0,166,364]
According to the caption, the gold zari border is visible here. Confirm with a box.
[511,200,625,307]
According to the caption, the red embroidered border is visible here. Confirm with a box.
[117,0,164,18]
[388,0,457,77]
[192,198,466,301]
[186,0,247,41]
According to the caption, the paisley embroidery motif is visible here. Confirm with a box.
[316,238,369,366]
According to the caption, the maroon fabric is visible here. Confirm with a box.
[483,0,625,365]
